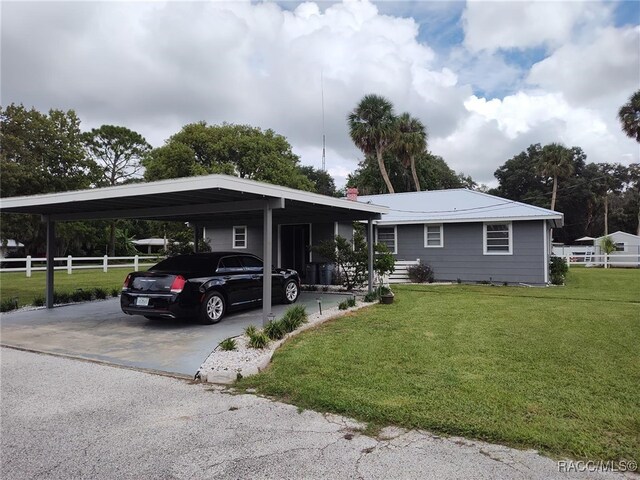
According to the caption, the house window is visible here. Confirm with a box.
[615,242,625,252]
[233,226,247,249]
[376,226,397,254]
[484,222,512,255]
[424,224,443,248]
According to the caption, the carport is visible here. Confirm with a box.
[0,174,387,324]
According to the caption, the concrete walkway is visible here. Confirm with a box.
[1,348,631,480]
[0,293,346,376]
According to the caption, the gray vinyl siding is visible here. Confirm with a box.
[391,221,545,284]
[204,220,277,261]
[310,222,335,263]
[336,222,354,242]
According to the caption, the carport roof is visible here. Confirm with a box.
[0,174,388,223]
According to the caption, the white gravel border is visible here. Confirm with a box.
[197,299,373,384]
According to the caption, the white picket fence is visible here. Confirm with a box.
[0,255,162,277]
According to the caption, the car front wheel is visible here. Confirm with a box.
[283,280,299,304]
[200,291,225,324]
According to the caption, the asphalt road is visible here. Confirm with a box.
[1,348,629,480]
[0,293,345,376]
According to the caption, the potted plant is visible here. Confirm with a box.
[374,244,395,304]
[378,285,394,304]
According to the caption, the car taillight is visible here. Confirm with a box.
[170,275,186,293]
[122,274,132,291]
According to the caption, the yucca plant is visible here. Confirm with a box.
[245,325,258,337]
[264,320,286,340]
[281,305,308,333]
[219,337,237,351]
[247,331,269,349]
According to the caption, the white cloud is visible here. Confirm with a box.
[527,25,640,106]
[1,0,638,191]
[462,0,611,52]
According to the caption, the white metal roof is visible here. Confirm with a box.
[132,238,167,246]
[357,189,564,227]
[595,231,640,241]
[0,174,388,223]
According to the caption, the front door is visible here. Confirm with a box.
[280,224,310,280]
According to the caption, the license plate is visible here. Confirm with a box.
[136,297,150,307]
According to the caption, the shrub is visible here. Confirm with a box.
[94,288,108,300]
[219,338,237,351]
[245,325,258,337]
[549,256,568,285]
[110,287,120,297]
[0,297,19,312]
[247,331,269,349]
[32,295,46,307]
[338,300,349,310]
[264,320,286,340]
[363,291,379,302]
[281,305,308,333]
[407,262,434,283]
[54,291,71,304]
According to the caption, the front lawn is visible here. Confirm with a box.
[0,269,130,306]
[238,268,640,463]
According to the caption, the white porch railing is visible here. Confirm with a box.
[385,259,420,284]
[0,255,163,277]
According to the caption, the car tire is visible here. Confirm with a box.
[200,291,225,324]
[283,280,299,304]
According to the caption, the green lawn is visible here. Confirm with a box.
[238,268,640,463]
[0,269,130,305]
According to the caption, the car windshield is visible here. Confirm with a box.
[150,256,217,274]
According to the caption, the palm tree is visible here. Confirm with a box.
[348,94,397,194]
[538,143,574,211]
[394,113,427,191]
[618,90,640,143]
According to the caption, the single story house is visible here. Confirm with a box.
[594,231,640,254]
[203,188,563,285]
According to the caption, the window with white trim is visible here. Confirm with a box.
[376,226,397,254]
[232,225,247,249]
[424,224,443,248]
[484,222,512,255]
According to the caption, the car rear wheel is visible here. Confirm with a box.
[283,280,299,304]
[200,291,225,324]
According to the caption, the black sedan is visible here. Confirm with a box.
[121,252,300,324]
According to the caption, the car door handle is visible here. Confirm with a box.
[223,276,231,280]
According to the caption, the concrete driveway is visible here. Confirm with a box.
[2,348,624,480]
[0,292,346,376]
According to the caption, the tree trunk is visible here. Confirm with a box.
[109,221,116,257]
[376,149,394,194]
[410,156,421,192]
[637,199,640,236]
[604,194,609,236]
[550,176,558,211]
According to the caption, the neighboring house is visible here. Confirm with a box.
[203,188,563,285]
[0,239,25,259]
[133,238,168,254]
[594,231,640,254]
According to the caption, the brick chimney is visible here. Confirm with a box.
[346,187,358,201]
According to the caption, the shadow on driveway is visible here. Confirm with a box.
[0,292,347,376]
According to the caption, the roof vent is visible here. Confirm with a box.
[346,187,358,201]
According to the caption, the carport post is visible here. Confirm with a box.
[262,200,273,326]
[368,217,374,294]
[193,223,199,253]
[45,216,55,308]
